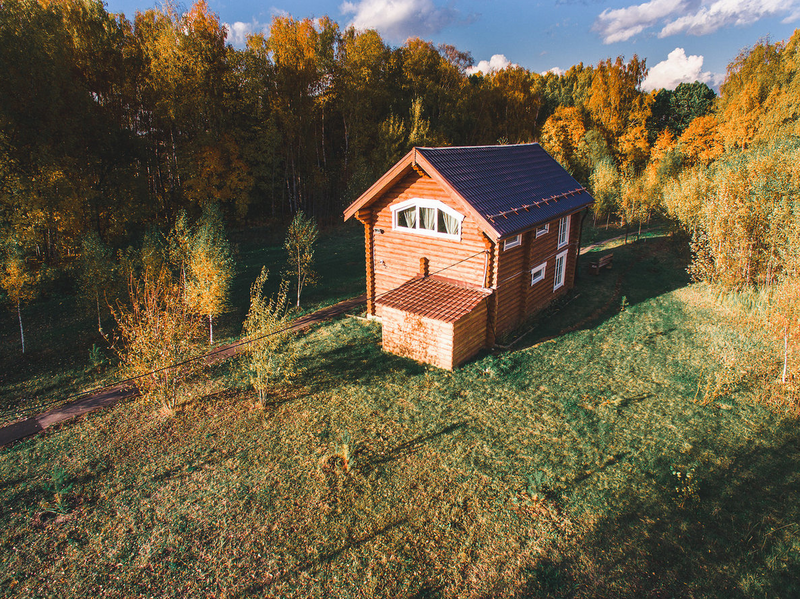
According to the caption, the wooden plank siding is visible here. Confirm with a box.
[369,172,489,303]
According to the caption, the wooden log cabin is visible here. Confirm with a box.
[343,143,595,370]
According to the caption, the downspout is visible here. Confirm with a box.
[574,208,590,286]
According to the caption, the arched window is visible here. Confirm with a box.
[391,198,464,241]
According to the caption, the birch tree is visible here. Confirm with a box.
[284,211,318,309]
[184,206,234,344]
[78,231,114,333]
[0,240,36,354]
[112,266,203,412]
[240,267,297,405]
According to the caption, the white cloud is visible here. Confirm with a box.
[594,0,800,44]
[659,0,793,37]
[465,54,517,75]
[641,47,724,91]
[340,0,460,40]
[593,0,690,44]
[542,66,565,76]
[224,20,269,47]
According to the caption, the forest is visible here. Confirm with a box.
[1,0,800,375]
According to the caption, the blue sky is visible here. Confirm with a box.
[104,0,800,91]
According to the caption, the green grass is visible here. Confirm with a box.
[2,230,799,597]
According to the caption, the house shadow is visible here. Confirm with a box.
[504,234,691,353]
[513,417,800,598]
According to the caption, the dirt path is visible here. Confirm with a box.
[0,295,366,447]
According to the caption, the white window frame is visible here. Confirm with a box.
[391,198,464,241]
[553,249,568,291]
[503,234,521,250]
[530,262,546,285]
[535,223,549,238]
[557,215,570,249]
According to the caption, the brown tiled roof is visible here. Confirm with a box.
[377,277,491,323]
[417,144,594,238]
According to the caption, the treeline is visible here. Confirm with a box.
[2,0,713,261]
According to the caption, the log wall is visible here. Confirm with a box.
[380,306,456,370]
[370,172,488,300]
[493,211,582,336]
[380,297,489,370]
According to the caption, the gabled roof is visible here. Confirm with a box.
[344,143,594,240]
[376,276,491,323]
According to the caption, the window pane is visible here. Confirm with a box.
[419,207,436,230]
[398,206,416,229]
[558,216,569,247]
[437,210,458,235]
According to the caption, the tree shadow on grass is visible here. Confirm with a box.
[299,331,427,393]
[546,417,800,598]
[506,235,691,352]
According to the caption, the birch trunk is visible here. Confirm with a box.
[17,299,25,354]
[783,326,789,384]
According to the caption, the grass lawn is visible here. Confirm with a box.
[2,231,799,597]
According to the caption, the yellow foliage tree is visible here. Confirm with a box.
[678,115,723,167]
[1,241,36,354]
[540,106,588,179]
[184,207,234,345]
[112,266,204,412]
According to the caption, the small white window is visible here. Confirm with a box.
[535,224,549,238]
[554,249,568,291]
[557,215,570,249]
[531,262,546,285]
[503,235,521,250]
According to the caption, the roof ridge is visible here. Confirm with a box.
[417,143,540,151]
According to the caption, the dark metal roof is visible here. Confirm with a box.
[377,276,491,323]
[417,144,594,239]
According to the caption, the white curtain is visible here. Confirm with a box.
[399,207,416,228]
[438,211,458,235]
[420,207,436,230]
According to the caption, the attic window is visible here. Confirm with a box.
[535,224,549,238]
[392,199,464,241]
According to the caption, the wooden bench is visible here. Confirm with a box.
[588,253,613,275]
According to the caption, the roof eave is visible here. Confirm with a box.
[343,149,416,221]
[495,198,595,240]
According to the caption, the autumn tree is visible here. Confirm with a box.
[112,266,204,412]
[240,267,297,404]
[589,158,621,228]
[540,106,589,182]
[677,115,723,167]
[284,211,318,309]
[0,238,36,354]
[587,55,651,171]
[78,231,115,333]
[184,206,234,344]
